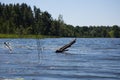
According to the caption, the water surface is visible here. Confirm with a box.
[0,38,120,80]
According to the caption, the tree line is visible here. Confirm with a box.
[0,3,120,38]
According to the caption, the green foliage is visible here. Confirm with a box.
[108,30,114,38]
[0,3,120,38]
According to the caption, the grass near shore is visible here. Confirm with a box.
[0,34,57,38]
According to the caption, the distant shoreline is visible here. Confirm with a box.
[0,34,119,38]
[0,34,58,38]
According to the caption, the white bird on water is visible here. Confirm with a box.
[4,42,12,53]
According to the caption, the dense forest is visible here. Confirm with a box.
[0,3,120,38]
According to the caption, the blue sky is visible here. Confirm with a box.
[1,0,120,26]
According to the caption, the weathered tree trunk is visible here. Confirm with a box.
[56,38,76,53]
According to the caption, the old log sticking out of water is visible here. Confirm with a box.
[56,38,76,53]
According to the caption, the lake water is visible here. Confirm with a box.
[0,38,120,80]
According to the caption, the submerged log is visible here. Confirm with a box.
[56,38,76,53]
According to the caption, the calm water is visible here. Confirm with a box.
[0,38,120,80]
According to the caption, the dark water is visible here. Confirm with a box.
[0,38,120,80]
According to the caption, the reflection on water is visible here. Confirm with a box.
[0,38,120,80]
